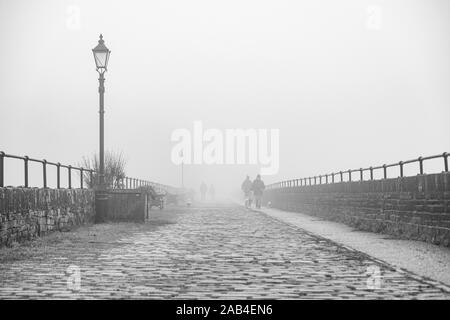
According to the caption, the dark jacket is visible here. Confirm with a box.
[251,179,265,196]
[241,179,252,193]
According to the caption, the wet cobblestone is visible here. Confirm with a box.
[0,204,449,299]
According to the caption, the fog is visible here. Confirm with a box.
[0,0,449,198]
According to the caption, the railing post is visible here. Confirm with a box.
[90,170,94,188]
[348,170,351,182]
[332,173,334,183]
[370,167,373,180]
[399,161,404,177]
[68,165,72,189]
[444,152,449,172]
[340,171,343,182]
[360,168,363,181]
[0,151,4,187]
[57,163,61,189]
[314,176,317,185]
[383,164,387,179]
[325,174,328,184]
[43,160,47,188]
[418,157,423,175]
[24,156,29,188]
[80,168,84,189]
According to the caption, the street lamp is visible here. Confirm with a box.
[92,34,111,73]
[92,34,111,222]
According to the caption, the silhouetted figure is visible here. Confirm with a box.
[251,174,265,209]
[241,175,253,208]
[200,181,207,201]
[209,184,215,200]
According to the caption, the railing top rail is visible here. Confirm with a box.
[0,151,181,192]
[268,152,449,189]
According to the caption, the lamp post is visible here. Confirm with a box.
[92,34,111,222]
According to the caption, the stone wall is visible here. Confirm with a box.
[0,188,95,246]
[264,172,450,246]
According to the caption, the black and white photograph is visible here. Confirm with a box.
[0,0,449,308]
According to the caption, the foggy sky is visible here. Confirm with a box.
[1,0,449,196]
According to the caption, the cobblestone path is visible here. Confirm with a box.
[0,204,449,299]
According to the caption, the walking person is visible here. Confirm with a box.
[209,184,215,201]
[241,175,253,208]
[251,174,265,209]
[200,181,207,201]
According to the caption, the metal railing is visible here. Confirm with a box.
[267,152,449,190]
[0,151,178,193]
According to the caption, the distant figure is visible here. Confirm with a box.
[209,184,215,200]
[251,174,265,209]
[200,182,207,201]
[241,175,253,208]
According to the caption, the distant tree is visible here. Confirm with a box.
[80,151,126,189]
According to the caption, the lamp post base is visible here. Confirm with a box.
[95,191,109,223]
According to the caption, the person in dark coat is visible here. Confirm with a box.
[251,174,265,209]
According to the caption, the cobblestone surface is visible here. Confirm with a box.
[0,204,449,299]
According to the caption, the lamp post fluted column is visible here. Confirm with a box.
[98,72,105,189]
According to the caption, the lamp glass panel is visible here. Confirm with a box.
[94,51,108,68]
